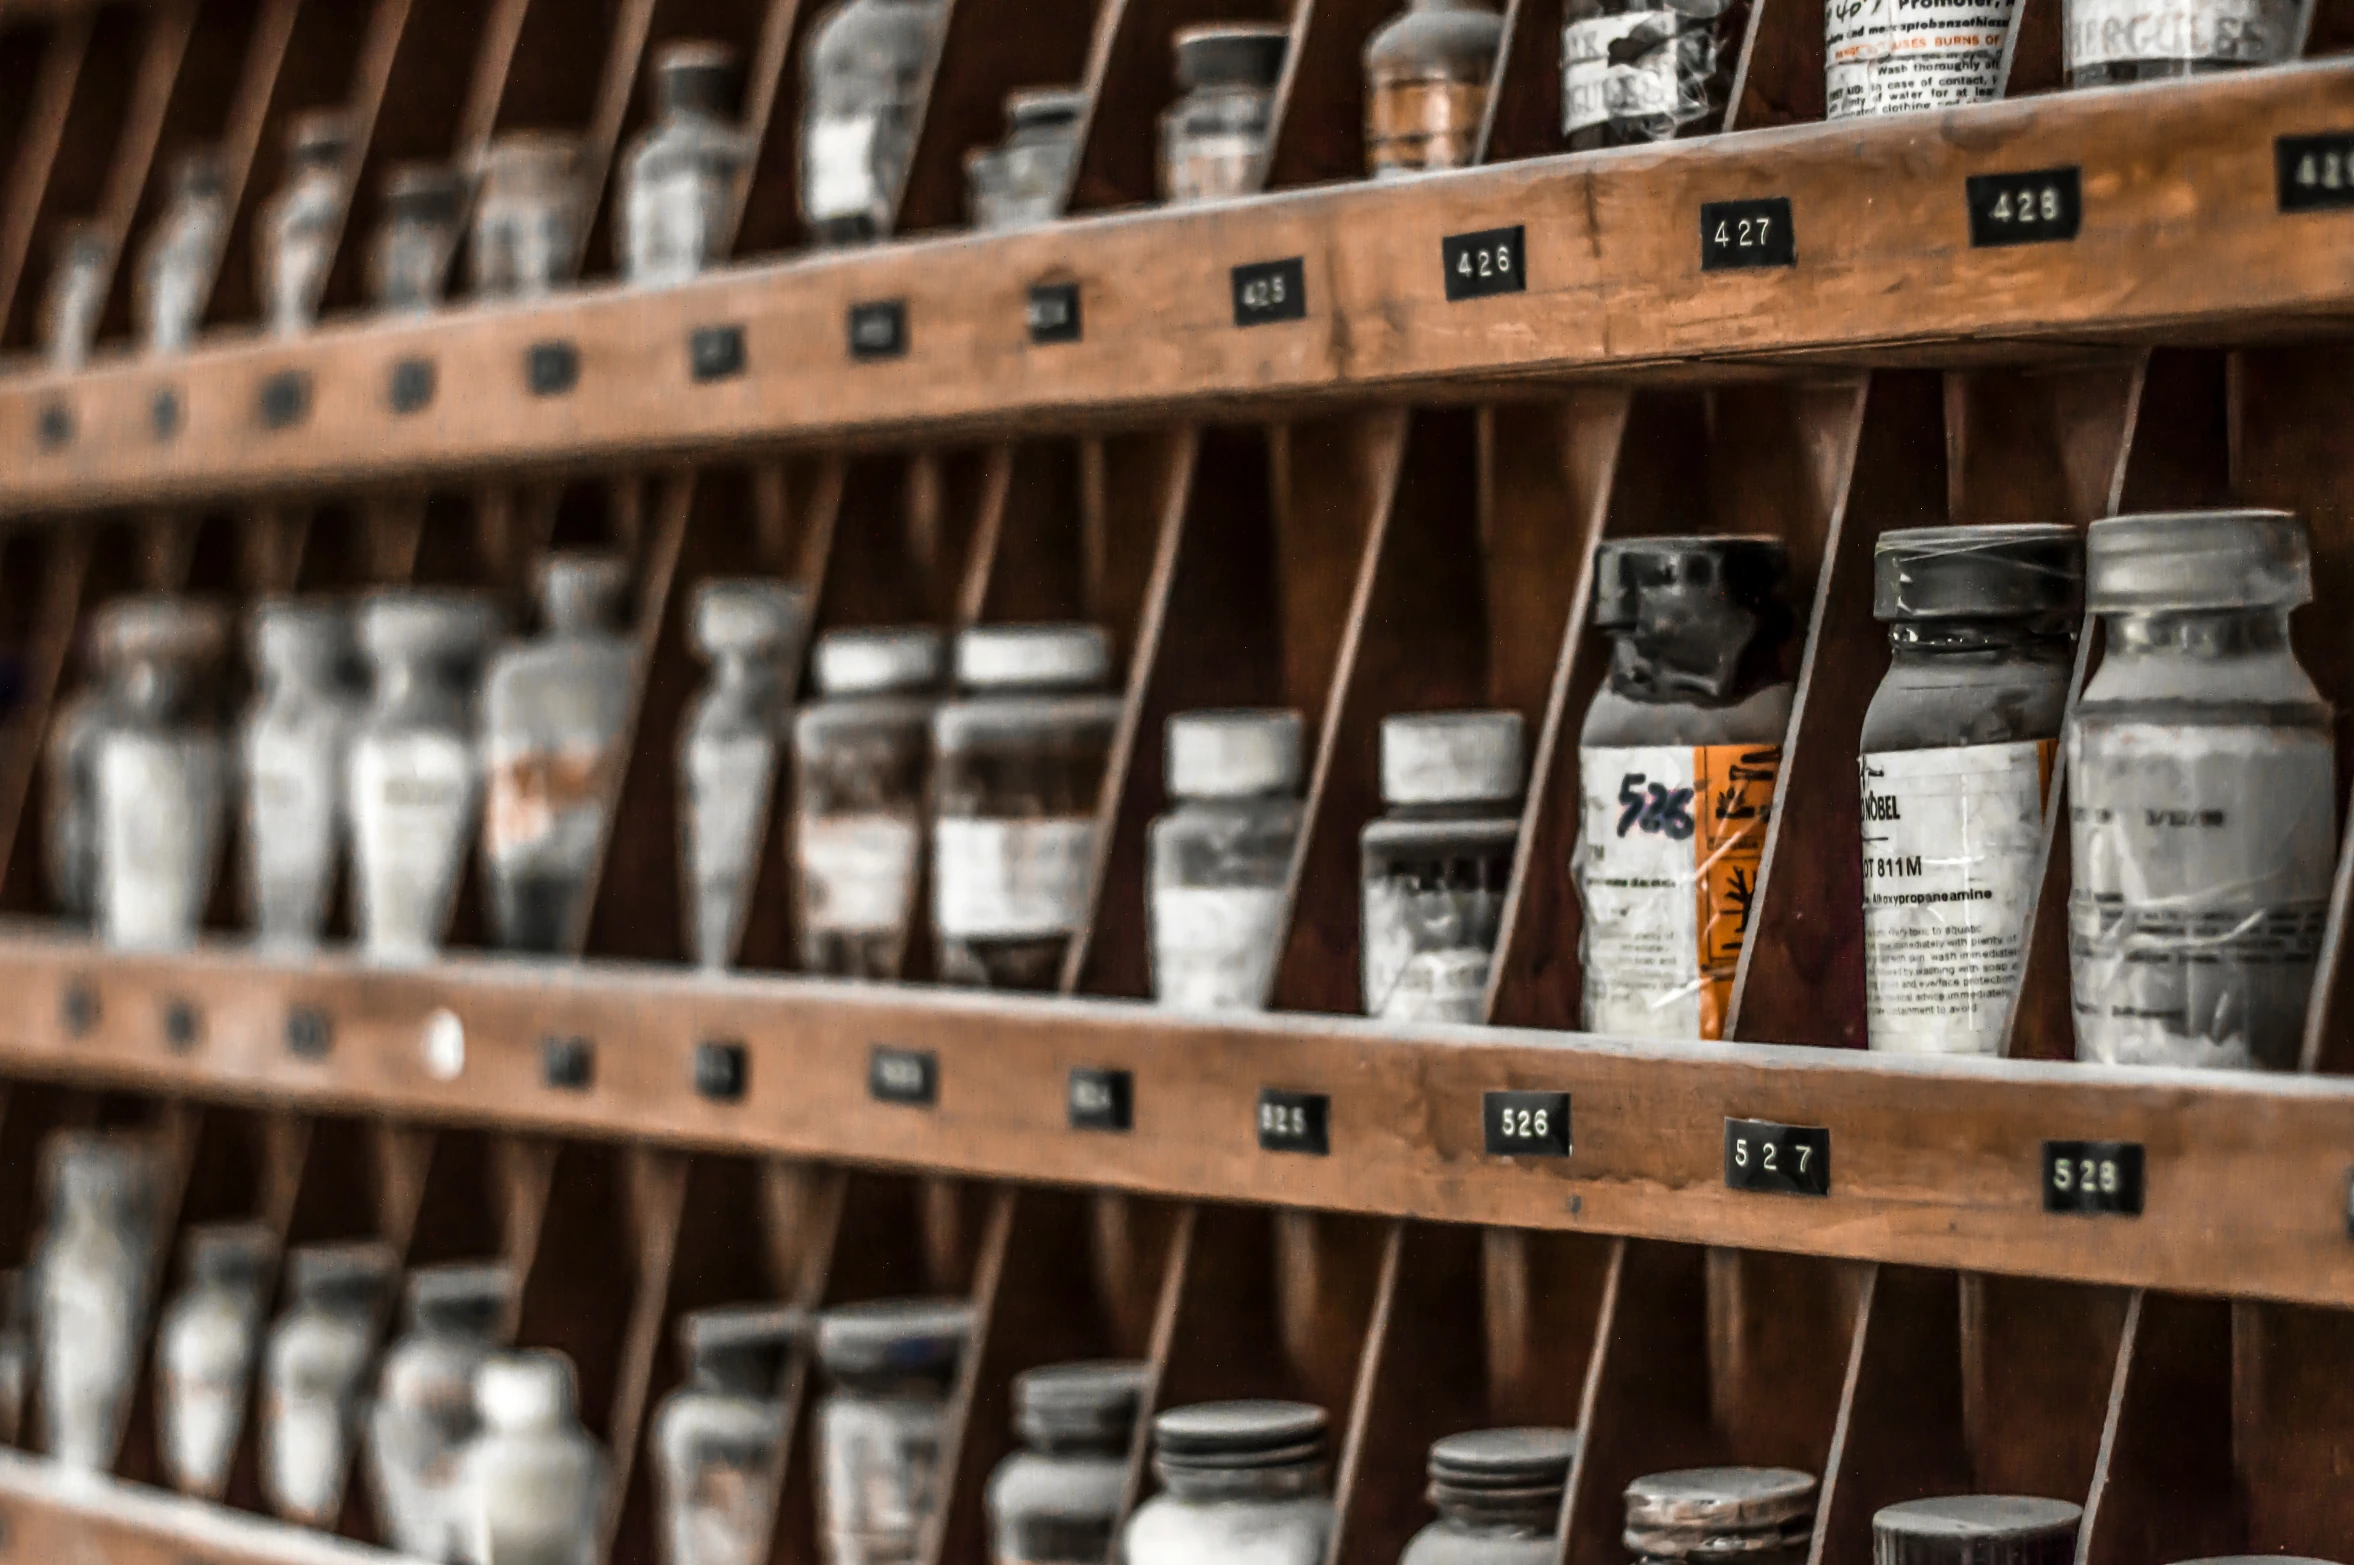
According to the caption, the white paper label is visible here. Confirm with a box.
[351,732,479,963]
[1151,885,1286,1011]
[932,817,1095,939]
[685,734,779,966]
[1825,0,2013,118]
[265,1395,350,1524]
[806,114,882,222]
[2065,0,2281,67]
[1563,13,1682,134]
[799,812,920,935]
[98,733,224,950]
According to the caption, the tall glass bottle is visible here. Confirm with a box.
[41,221,115,373]
[137,149,229,353]
[1148,710,1305,1012]
[966,88,1089,231]
[1364,0,1504,176]
[1160,25,1289,205]
[470,132,583,299]
[259,109,355,338]
[243,599,363,952]
[802,0,944,244]
[96,598,231,951]
[156,1222,278,1499]
[36,1132,158,1472]
[369,1262,514,1562]
[681,582,812,971]
[262,1241,398,1526]
[460,1350,609,1565]
[623,42,753,287]
[653,1305,806,1565]
[369,162,469,316]
[48,598,166,923]
[1560,0,1746,149]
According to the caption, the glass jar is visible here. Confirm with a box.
[681,581,813,971]
[1872,1497,2081,1565]
[815,1297,974,1565]
[1400,1427,1578,1565]
[349,590,505,964]
[966,87,1088,232]
[482,553,638,955]
[460,1350,609,1565]
[41,221,115,372]
[1362,711,1525,1025]
[369,162,469,316]
[368,1262,514,1562]
[470,131,582,299]
[137,149,228,353]
[793,627,944,979]
[1573,536,1793,1041]
[1364,0,1503,176]
[48,597,173,923]
[156,1222,277,1499]
[985,1360,1148,1565]
[1827,0,2014,117]
[1149,709,1305,1012]
[1859,526,2081,1058]
[2062,0,2292,86]
[933,624,1123,990]
[802,0,945,245]
[623,42,753,287]
[1123,1401,1335,1565]
[243,598,363,953]
[1161,25,1288,205]
[1622,1467,1815,1563]
[259,109,354,338]
[1560,0,1745,150]
[36,1132,158,1471]
[2068,510,2334,1072]
[654,1304,807,1565]
[95,598,231,951]
[263,1241,397,1525]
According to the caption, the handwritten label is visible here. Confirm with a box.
[259,371,310,430]
[1068,1067,1132,1132]
[1443,225,1526,301]
[2042,1140,2143,1216]
[526,341,579,396]
[389,357,436,414]
[694,1039,747,1102]
[1700,198,1796,270]
[1484,1091,1571,1157]
[1232,258,1307,326]
[1027,282,1082,345]
[690,324,747,382]
[1967,167,2081,247]
[541,1036,594,1091]
[870,1045,938,1106]
[1725,1118,1830,1196]
[2278,132,2354,212]
[848,300,907,360]
[1257,1088,1330,1155]
[285,1007,332,1061]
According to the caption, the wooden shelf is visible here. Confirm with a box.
[0,1454,402,1565]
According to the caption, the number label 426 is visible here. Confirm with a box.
[1443,225,1526,301]
[1725,1119,1831,1196]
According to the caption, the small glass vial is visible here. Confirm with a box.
[41,221,115,373]
[137,149,229,353]
[95,598,231,951]
[350,590,505,964]
[1560,0,1746,149]
[263,1241,397,1525]
[653,1304,807,1565]
[623,42,753,287]
[966,87,1088,232]
[367,1263,513,1562]
[2068,510,2334,1072]
[369,162,469,316]
[483,552,638,955]
[1161,25,1289,206]
[985,1360,1148,1565]
[243,598,363,953]
[156,1222,278,1499]
[1400,1427,1578,1565]
[1573,536,1794,1041]
[1860,526,2081,1058]
[259,109,354,338]
[1364,0,1503,177]
[461,1350,609,1565]
[470,131,582,299]
[1123,1401,1335,1565]
[793,627,945,979]
[1149,709,1304,1011]
[1872,1496,2081,1565]
[1827,0,2014,117]
[1362,711,1525,1025]
[802,0,945,245]
[36,1132,158,1472]
[681,581,813,971]
[814,1297,974,1565]
[1622,1468,1815,1563]
[933,624,1124,990]
[2062,0,2292,86]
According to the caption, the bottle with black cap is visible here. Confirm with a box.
[259,109,355,337]
[469,130,584,298]
[654,1304,809,1565]
[967,87,1090,231]
[368,1262,515,1560]
[1872,1496,2081,1565]
[622,42,754,287]
[136,149,229,352]
[1573,536,1794,1041]
[242,598,362,955]
[368,161,469,315]
[261,1241,399,1525]
[1400,1426,1578,1563]
[801,0,945,244]
[36,1132,159,1473]
[1149,709,1306,1012]
[984,1360,1149,1564]
[1623,1466,1815,1562]
[89,597,232,952]
[814,1298,975,1564]
[1859,524,2082,1057]
[1123,1400,1336,1565]
[1160,24,1289,204]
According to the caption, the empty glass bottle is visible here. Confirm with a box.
[1623,1467,1815,1563]
[95,598,231,951]
[2062,0,2293,85]
[157,1222,278,1499]
[461,1350,609,1565]
[36,1132,158,1472]
[40,221,115,373]
[370,162,469,316]
[1123,1401,1335,1565]
[623,42,753,287]
[815,1298,974,1565]
[243,598,363,953]
[1365,0,1504,176]
[263,1241,397,1526]
[1161,25,1289,205]
[1560,0,1746,149]
[1872,1496,2081,1565]
[1827,0,2014,117]
[654,1305,807,1565]
[137,149,229,353]
[259,109,354,337]
[1400,1427,1578,1565]
[471,131,582,299]
[1149,709,1304,1012]
[985,1360,1148,1565]
[803,0,944,245]
[369,1262,514,1563]
[966,88,1088,231]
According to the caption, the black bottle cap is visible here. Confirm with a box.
[383,161,468,222]
[814,1297,973,1382]
[1873,1496,2081,1565]
[1873,524,2082,626]
[1006,85,1090,133]
[1015,1359,1149,1446]
[655,40,741,118]
[680,1303,808,1395]
[1153,1399,1328,1472]
[1173,23,1290,90]
[1591,535,1793,704]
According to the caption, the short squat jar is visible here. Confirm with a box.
[367,1262,514,1562]
[41,220,114,372]
[1148,709,1305,1012]
[654,1305,807,1565]
[37,1132,159,1472]
[94,598,232,951]
[1161,25,1289,205]
[1123,1400,1336,1565]
[1364,0,1504,176]
[1826,0,2014,117]
[1573,536,1793,1042]
[2068,510,2334,1072]
[461,1350,608,1565]
[622,42,753,287]
[369,162,468,316]
[1400,1427,1578,1565]
[984,1360,1148,1565]
[156,1222,277,1500]
[137,149,229,353]
[1623,1467,1816,1563]
[243,598,363,953]
[2061,0,2292,87]
[802,0,944,244]
[262,1241,398,1526]
[967,87,1088,232]
[1362,711,1525,1025]
[1560,0,1746,149]
[1859,525,2081,1058]
[259,109,354,338]
[471,131,582,299]
[1871,1496,2082,1565]
[814,1298,975,1565]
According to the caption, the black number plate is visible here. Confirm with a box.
[389,357,436,414]
[1067,1067,1132,1132]
[526,341,578,396]
[1967,167,2082,248]
[2042,1140,2144,1216]
[1443,225,1526,301]
[848,300,907,360]
[151,388,182,441]
[1701,198,1796,270]
[258,371,311,429]
[1027,282,1081,344]
[1257,1088,1329,1155]
[2279,132,2354,212]
[36,403,72,451]
[1484,1091,1570,1157]
[870,1045,937,1106]
[1232,258,1306,326]
[1725,1119,1830,1196]
[690,324,747,382]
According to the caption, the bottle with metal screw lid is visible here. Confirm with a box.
[259,109,355,337]
[461,1349,609,1565]
[243,598,363,953]
[1623,1467,1816,1562]
[623,42,754,286]
[156,1222,278,1499]
[137,149,229,352]
[470,131,583,298]
[94,597,232,951]
[815,1298,976,1565]
[1364,0,1504,176]
[966,86,1089,231]
[36,1131,159,1471]
[262,1240,398,1525]
[984,1360,1149,1565]
[1871,1496,2081,1565]
[1161,24,1289,205]
[367,1262,514,1562]
[369,162,469,315]
[1400,1426,1578,1564]
[1149,709,1305,1012]
[1123,1400,1336,1565]
[41,221,115,372]
[654,1304,808,1565]
[801,0,945,245]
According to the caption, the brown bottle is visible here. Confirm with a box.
[1364,0,1504,176]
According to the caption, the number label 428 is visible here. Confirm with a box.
[1966,167,2082,247]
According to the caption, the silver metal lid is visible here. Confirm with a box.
[681,1302,808,1362]
[1167,708,1304,799]
[813,626,946,696]
[1872,524,2082,623]
[1173,23,1290,89]
[477,1349,578,1429]
[2085,509,2310,613]
[1625,1466,1818,1531]
[1154,1399,1328,1470]
[691,580,811,661]
[1380,710,1525,806]
[1429,1426,1579,1486]
[1015,1359,1149,1445]
[1006,85,1090,131]
[249,597,352,675]
[286,1240,398,1306]
[1872,1496,2081,1565]
[955,622,1112,690]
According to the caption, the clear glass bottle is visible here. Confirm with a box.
[814,1297,974,1565]
[137,148,229,353]
[1860,526,2081,1058]
[369,162,469,316]
[654,1304,807,1565]
[1160,25,1289,206]
[482,552,638,956]
[36,1131,158,1472]
[802,0,945,245]
[793,627,945,979]
[1399,1427,1578,1565]
[41,220,115,373]
[2068,510,2334,1072]
[1560,0,1746,149]
[1362,711,1525,1025]
[470,131,582,299]
[1871,1496,2081,1565]
[966,88,1088,232]
[623,42,753,287]
[933,624,1123,990]
[350,590,505,964]
[2062,0,2292,86]
[95,598,231,951]
[48,597,168,923]
[1573,536,1794,1041]
[1123,1401,1335,1565]
[243,598,363,953]
[156,1222,278,1500]
[1364,0,1503,176]
[1148,709,1304,1012]
[368,1262,513,1562]
[984,1360,1148,1565]
[681,581,813,971]
[262,1241,397,1526]
[259,109,354,338]
[1622,1467,1815,1563]
[460,1350,609,1565]
[1827,0,2014,117]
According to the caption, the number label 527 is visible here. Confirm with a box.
[1725,1118,1831,1196]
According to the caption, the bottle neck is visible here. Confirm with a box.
[1885,617,2074,663]
[1157,1459,1326,1504]
[2102,605,2294,660]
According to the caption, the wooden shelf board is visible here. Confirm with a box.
[0,1452,409,1565]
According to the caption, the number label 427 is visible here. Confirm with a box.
[1701,198,1796,270]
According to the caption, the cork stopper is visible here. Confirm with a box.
[1166,709,1304,800]
[1174,23,1290,89]
[655,40,740,118]
[954,622,1112,691]
[815,1297,973,1383]
[2085,509,2311,613]
[1015,1360,1148,1448]
[477,1349,579,1431]
[1154,1400,1328,1475]
[1380,710,1524,807]
[1873,525,2083,625]
[1872,1496,2082,1565]
[536,551,632,634]
[691,580,811,662]
[813,626,946,695]
[183,1222,277,1289]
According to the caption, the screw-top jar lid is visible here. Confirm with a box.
[1625,1467,1818,1532]
[287,108,353,166]
[383,160,468,219]
[405,1261,513,1334]
[249,596,353,675]
[1174,23,1291,89]
[2084,509,2311,613]
[814,626,945,695]
[1006,85,1090,132]
[1380,710,1525,806]
[537,551,632,633]
[1871,1496,2081,1565]
[655,39,740,117]
[286,1240,398,1308]
[692,580,811,661]
[955,622,1112,690]
[358,588,505,664]
[1872,525,2083,624]
[1015,1359,1149,1446]
[1167,708,1304,799]
[815,1297,974,1381]
[1153,1399,1329,1472]
[95,595,230,667]
[1430,1426,1579,1488]
[184,1222,277,1287]
[680,1302,809,1392]
[477,1348,578,1430]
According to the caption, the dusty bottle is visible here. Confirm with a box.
[263,1241,397,1525]
[368,1263,513,1562]
[793,627,945,979]
[461,1350,609,1565]
[1148,709,1305,1012]
[243,598,363,953]
[1859,525,2081,1058]
[1400,1427,1578,1565]
[2062,0,2293,85]
[1872,1496,2081,1565]
[1573,536,1793,1041]
[681,581,813,970]
[802,0,944,244]
[41,221,115,373]
[623,42,754,287]
[48,597,176,923]
[1827,0,2015,116]
[95,598,232,951]
[370,162,470,316]
[1123,1401,1336,1565]
[156,1222,278,1499]
[815,1297,975,1565]
[2068,510,2334,1072]
[1560,0,1746,149]
[137,149,229,352]
[1362,711,1525,1025]
[653,1305,807,1565]
[36,1132,158,1471]
[1365,0,1504,176]
[984,1360,1148,1565]
[470,132,582,299]
[259,109,355,337]
[1623,1467,1815,1563]
[0,1270,28,1447]
[483,553,639,956]
[1161,25,1289,205]
[966,87,1088,231]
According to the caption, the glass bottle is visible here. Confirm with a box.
[243,598,363,953]
[0,1270,28,1447]
[262,1241,397,1526]
[814,1297,974,1565]
[966,88,1088,232]
[2062,0,2292,86]
[1827,0,2014,117]
[460,1350,609,1565]
[623,42,753,287]
[96,598,232,951]
[41,221,115,373]
[470,131,582,299]
[933,624,1123,990]
[1859,525,2081,1058]
[137,149,229,353]
[36,1131,158,1472]
[793,627,945,979]
[1399,1427,1578,1565]
[681,581,813,971]
[984,1360,1148,1565]
[653,1304,807,1565]
[370,162,469,316]
[1362,711,1525,1025]
[350,590,505,964]
[1160,25,1289,206]
[1364,0,1504,177]
[802,0,945,245]
[482,552,639,955]
[48,598,164,923]
[156,1222,278,1499]
[2068,510,2334,1072]
[1123,1401,1336,1565]
[1573,536,1794,1041]
[1622,1467,1815,1563]
[1149,709,1304,1012]
[1871,1496,2081,1565]
[259,109,354,338]
[368,1262,514,1563]
[1560,0,1747,150]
